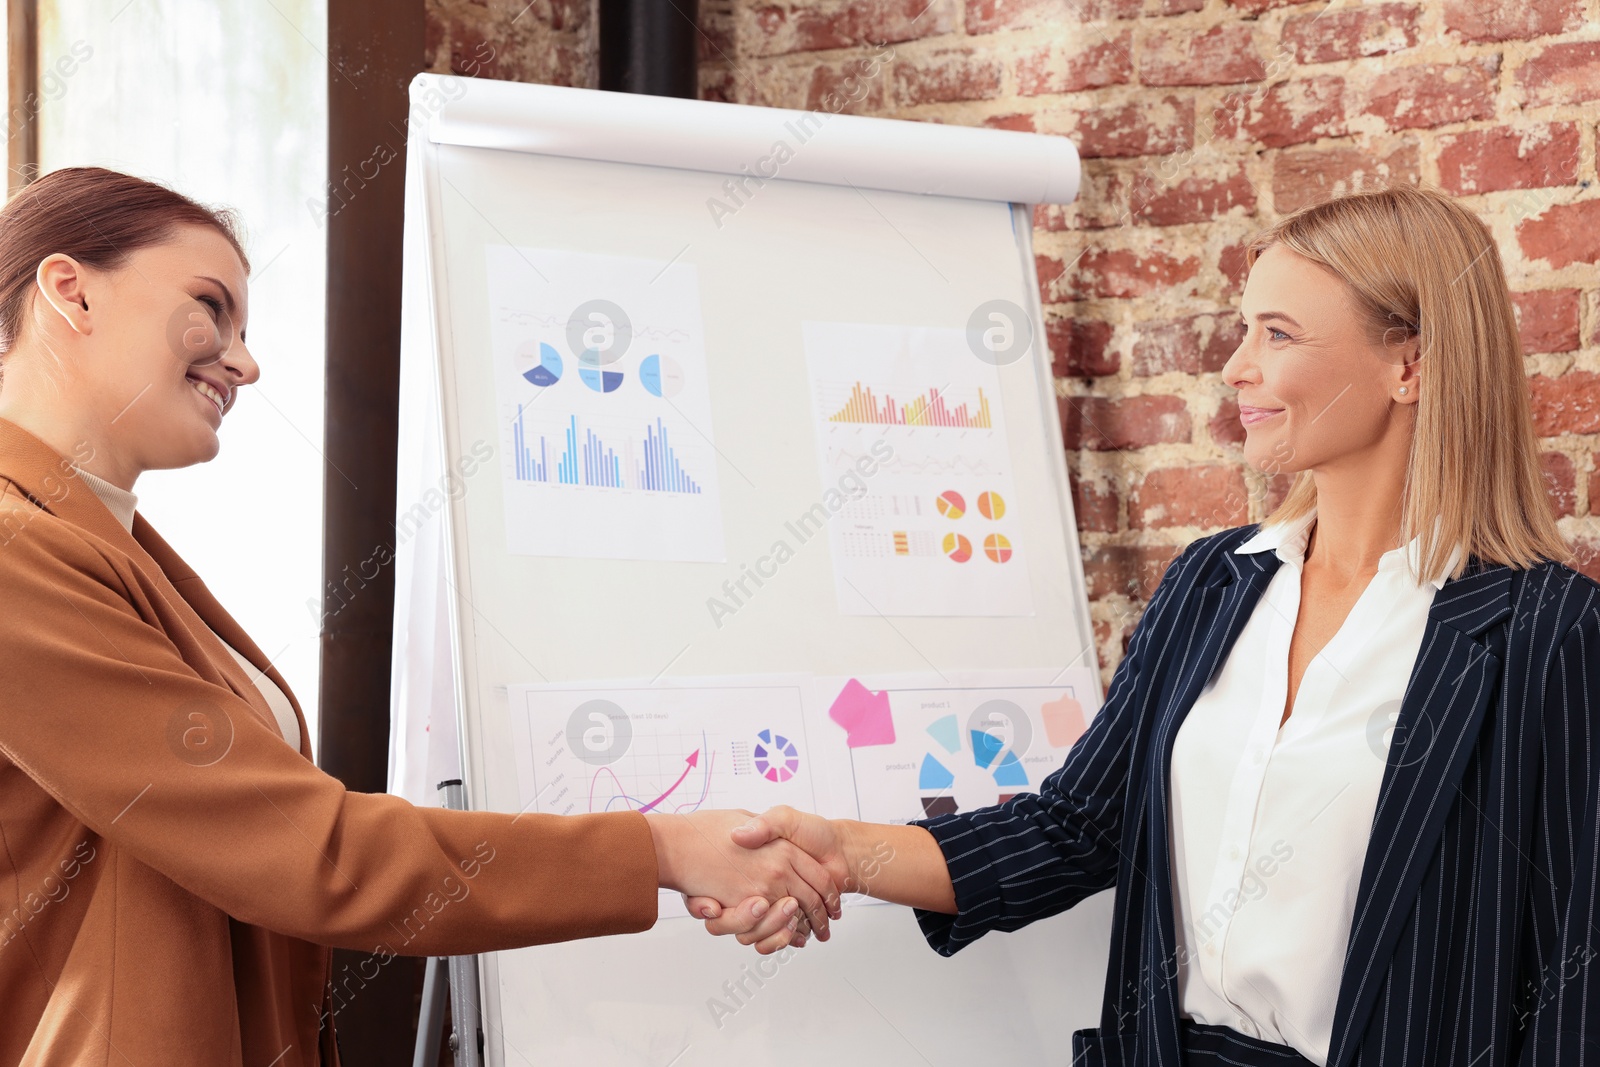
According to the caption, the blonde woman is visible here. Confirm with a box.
[692,185,1600,1066]
[0,167,842,1065]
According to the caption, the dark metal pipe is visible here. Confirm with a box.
[599,0,700,98]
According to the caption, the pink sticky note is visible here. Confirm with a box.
[1042,692,1086,749]
[829,679,896,748]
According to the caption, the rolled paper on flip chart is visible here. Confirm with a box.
[829,678,896,748]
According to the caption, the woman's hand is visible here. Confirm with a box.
[684,806,852,952]
[647,808,843,943]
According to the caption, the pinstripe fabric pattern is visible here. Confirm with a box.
[911,524,1600,1066]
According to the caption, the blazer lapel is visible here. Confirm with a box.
[0,417,307,754]
[1141,544,1283,1062]
[1322,559,1513,1067]
[134,515,314,761]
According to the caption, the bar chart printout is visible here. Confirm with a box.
[487,245,726,561]
[805,321,1035,616]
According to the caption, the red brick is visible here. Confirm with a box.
[1210,397,1247,449]
[1065,245,1203,300]
[1529,371,1600,435]
[744,0,955,58]
[1036,165,1133,230]
[1282,4,1420,63]
[1129,466,1251,528]
[1445,0,1583,42]
[1036,252,1067,302]
[1272,141,1421,214]
[1082,543,1181,601]
[1061,394,1192,451]
[1518,41,1600,107]
[1517,199,1600,270]
[1131,312,1245,376]
[1590,456,1600,519]
[1227,0,1298,14]
[894,48,1004,105]
[1132,165,1258,225]
[1569,538,1600,583]
[1541,451,1577,518]
[1068,95,1194,158]
[1218,242,1251,297]
[1513,289,1582,353]
[1215,76,1348,148]
[1069,469,1120,532]
[1049,315,1120,377]
[1437,123,1580,195]
[1363,57,1499,131]
[1017,32,1134,96]
[807,59,889,112]
[984,112,1036,132]
[1141,25,1267,87]
[1162,0,1205,11]
[967,0,1140,33]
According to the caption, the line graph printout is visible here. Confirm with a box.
[486,245,726,562]
[507,678,818,919]
[805,321,1034,617]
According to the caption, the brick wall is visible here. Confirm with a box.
[426,0,1600,686]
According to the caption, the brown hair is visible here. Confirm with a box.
[1246,183,1569,582]
[0,166,249,354]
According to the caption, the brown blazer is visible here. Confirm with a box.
[0,417,659,1065]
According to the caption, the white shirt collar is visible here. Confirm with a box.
[1234,507,1460,590]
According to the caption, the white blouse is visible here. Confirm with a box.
[69,466,302,752]
[1169,507,1459,1064]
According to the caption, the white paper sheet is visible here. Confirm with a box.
[803,321,1035,616]
[486,245,727,562]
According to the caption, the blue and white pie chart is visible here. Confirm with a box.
[577,349,624,393]
[516,341,563,388]
[639,354,685,398]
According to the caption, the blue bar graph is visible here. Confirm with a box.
[513,403,551,482]
[637,417,702,495]
[511,407,701,495]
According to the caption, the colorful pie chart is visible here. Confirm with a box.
[936,490,966,519]
[977,491,1006,520]
[516,341,563,388]
[943,532,972,563]
[984,534,1013,563]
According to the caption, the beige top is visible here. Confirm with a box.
[70,464,302,751]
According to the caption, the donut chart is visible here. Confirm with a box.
[917,713,1030,818]
[752,728,800,783]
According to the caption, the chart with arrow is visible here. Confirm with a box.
[510,681,817,817]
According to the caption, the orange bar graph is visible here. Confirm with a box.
[827,382,992,429]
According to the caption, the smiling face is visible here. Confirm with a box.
[1221,243,1419,480]
[25,223,258,479]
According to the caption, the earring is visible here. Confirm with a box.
[1398,387,1408,395]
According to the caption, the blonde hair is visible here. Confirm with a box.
[1247,183,1568,583]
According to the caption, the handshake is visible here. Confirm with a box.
[645,806,907,955]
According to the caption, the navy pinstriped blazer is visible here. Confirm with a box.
[913,524,1600,1066]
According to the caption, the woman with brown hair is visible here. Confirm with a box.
[693,184,1600,1065]
[0,166,841,1065]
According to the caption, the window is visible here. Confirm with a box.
[32,0,329,734]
